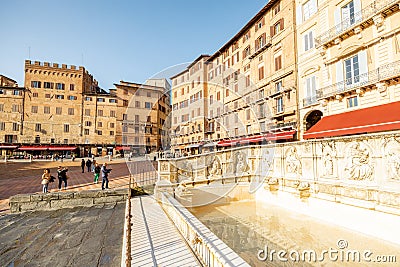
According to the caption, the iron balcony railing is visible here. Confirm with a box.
[317,60,400,99]
[315,0,399,47]
[303,95,318,107]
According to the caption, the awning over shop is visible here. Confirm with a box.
[266,130,296,141]
[0,145,18,149]
[203,142,217,148]
[115,146,131,151]
[303,102,400,139]
[18,146,77,151]
[217,139,239,147]
[186,143,202,149]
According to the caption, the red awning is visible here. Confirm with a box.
[265,130,296,141]
[18,146,49,151]
[217,139,239,147]
[18,146,77,151]
[48,146,77,151]
[116,146,131,151]
[304,102,400,139]
[0,145,18,149]
[247,135,266,143]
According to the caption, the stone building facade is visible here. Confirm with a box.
[300,0,400,139]
[0,61,170,158]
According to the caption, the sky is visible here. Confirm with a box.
[1,0,268,90]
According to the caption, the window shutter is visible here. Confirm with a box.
[336,61,344,91]
[270,26,274,37]
[304,34,309,51]
[262,17,265,25]
[358,50,368,83]
[243,51,246,59]
[309,31,314,49]
[280,18,284,30]
[354,0,362,22]
[262,32,266,44]
[296,5,303,25]
[255,25,258,32]
[334,8,341,33]
[255,40,259,51]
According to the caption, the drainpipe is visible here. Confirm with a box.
[293,0,301,140]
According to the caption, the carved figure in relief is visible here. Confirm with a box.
[322,143,335,176]
[344,143,373,181]
[208,158,222,179]
[234,151,249,175]
[387,150,400,180]
[286,147,302,175]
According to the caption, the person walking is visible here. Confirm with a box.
[92,159,96,172]
[41,168,51,193]
[101,163,112,190]
[94,163,101,184]
[86,159,92,172]
[81,159,85,173]
[57,166,68,191]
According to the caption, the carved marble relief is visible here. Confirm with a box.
[233,151,249,175]
[207,157,222,179]
[285,147,302,176]
[321,142,336,177]
[344,142,374,181]
[384,138,400,181]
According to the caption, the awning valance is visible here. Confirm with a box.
[18,146,77,151]
[48,146,77,151]
[115,146,131,151]
[0,145,18,149]
[304,102,400,139]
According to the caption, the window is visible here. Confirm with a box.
[303,0,317,21]
[135,101,140,108]
[68,108,74,115]
[97,130,102,135]
[44,106,50,114]
[68,96,77,100]
[134,137,139,143]
[347,96,359,108]
[274,55,282,71]
[246,109,251,120]
[97,121,102,128]
[134,115,139,122]
[245,75,251,87]
[56,83,65,90]
[0,122,5,131]
[123,114,128,120]
[174,91,177,98]
[258,65,264,80]
[123,124,128,132]
[33,92,38,97]
[273,3,280,15]
[44,82,53,89]
[274,22,281,35]
[85,96,92,101]
[247,125,251,134]
[276,97,284,113]
[85,121,92,127]
[234,128,239,136]
[226,89,230,97]
[304,31,314,51]
[110,123,115,128]
[344,54,360,85]
[35,123,41,132]
[97,98,105,102]
[259,103,265,118]
[56,95,64,99]
[12,123,19,131]
[0,104,3,112]
[243,46,251,59]
[70,84,75,91]
[110,131,114,136]
[12,104,21,113]
[342,1,355,26]
[210,95,214,105]
[147,92,151,97]
[56,107,62,115]
[31,106,38,113]
[145,102,152,109]
[84,129,89,135]
[98,110,103,116]
[123,100,128,106]
[45,93,51,98]
[64,124,70,133]
[306,76,317,97]
[110,110,116,117]
[85,109,90,116]
[31,81,41,88]
[109,99,117,103]
[13,90,21,96]
[217,92,221,101]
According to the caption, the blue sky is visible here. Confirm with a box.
[1,0,267,89]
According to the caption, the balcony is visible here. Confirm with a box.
[249,36,272,59]
[269,121,297,131]
[315,0,399,47]
[302,95,318,107]
[316,60,400,99]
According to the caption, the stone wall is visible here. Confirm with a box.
[9,189,129,213]
[157,131,400,214]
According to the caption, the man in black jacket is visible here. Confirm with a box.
[101,163,112,190]
[57,166,68,191]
